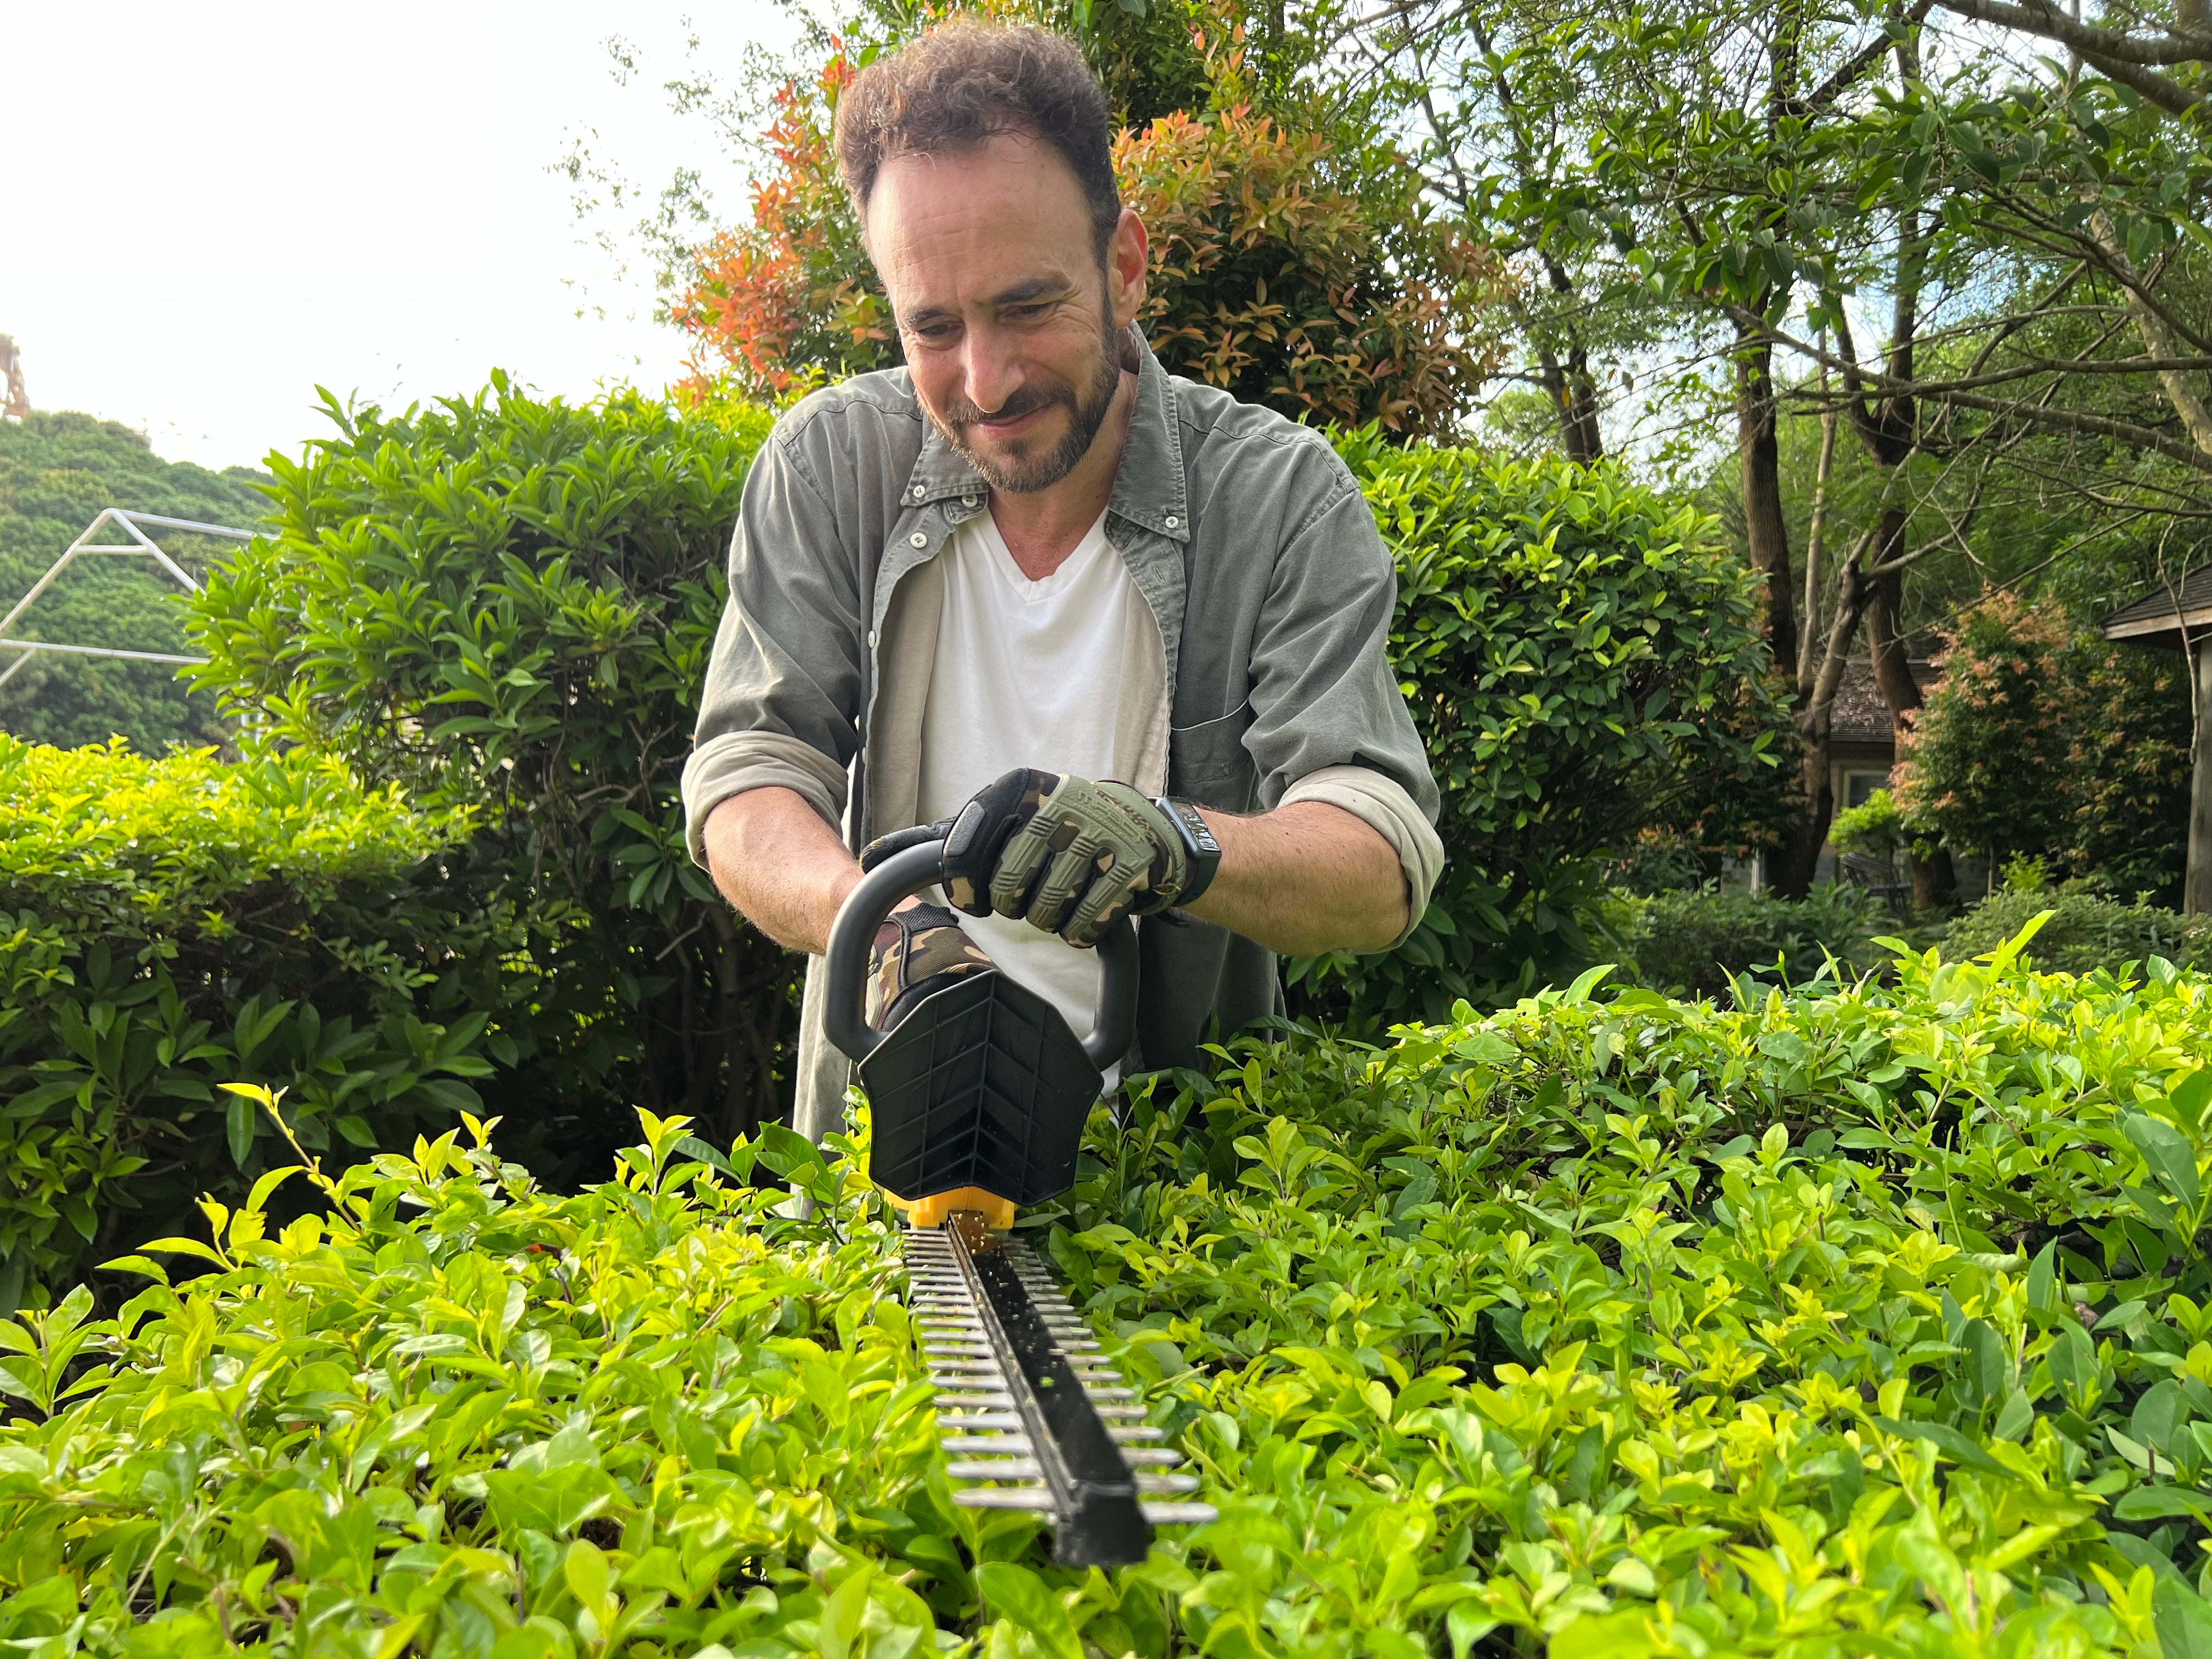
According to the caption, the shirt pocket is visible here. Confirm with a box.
[1170,699,1255,809]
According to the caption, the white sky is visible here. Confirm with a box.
[6,3,804,473]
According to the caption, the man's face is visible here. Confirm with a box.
[866,133,1146,495]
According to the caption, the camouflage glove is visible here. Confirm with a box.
[865,902,995,1031]
[941,768,1191,947]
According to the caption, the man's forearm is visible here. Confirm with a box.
[1181,801,1408,956]
[703,787,863,956]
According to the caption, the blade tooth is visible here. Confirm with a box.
[1110,1426,1165,1442]
[1089,1404,1147,1419]
[954,1488,1057,1511]
[1135,1474,1202,1493]
[938,1412,1024,1430]
[1080,1386,1137,1401]
[927,1361,1005,1375]
[936,1392,1015,1408]
[1139,1502,1218,1525]
[923,1344,995,1357]
[940,1435,1034,1453]
[1118,1448,1186,1466]
[946,1458,1045,1479]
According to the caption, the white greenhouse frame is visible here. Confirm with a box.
[0,507,258,691]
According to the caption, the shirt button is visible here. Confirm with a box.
[1164,515,1180,528]
[961,494,979,508]
[909,531,928,548]
[910,484,925,500]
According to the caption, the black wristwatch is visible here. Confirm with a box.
[1154,795,1222,909]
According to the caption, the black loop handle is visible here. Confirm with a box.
[822,838,1139,1074]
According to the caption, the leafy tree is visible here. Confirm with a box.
[185,379,797,1167]
[0,413,267,751]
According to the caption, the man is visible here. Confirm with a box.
[682,22,1443,1143]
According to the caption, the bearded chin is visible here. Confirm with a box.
[937,324,1124,495]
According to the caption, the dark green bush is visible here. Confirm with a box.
[1897,592,2193,903]
[13,942,2212,1650]
[0,737,496,1307]
[1621,883,1889,999]
[1294,436,1787,1025]
[1945,887,2212,975]
[185,380,796,1173]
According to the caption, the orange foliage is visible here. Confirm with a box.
[669,52,894,403]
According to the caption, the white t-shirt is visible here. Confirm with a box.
[915,505,1154,1042]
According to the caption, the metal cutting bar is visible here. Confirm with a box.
[911,1215,1231,1566]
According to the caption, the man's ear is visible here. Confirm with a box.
[1107,208,1149,330]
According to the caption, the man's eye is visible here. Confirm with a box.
[1004,303,1051,322]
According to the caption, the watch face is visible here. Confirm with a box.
[1172,800,1220,855]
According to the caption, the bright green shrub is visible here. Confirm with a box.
[16,927,2212,1651]
[185,380,796,1172]
[0,737,498,1307]
[1947,887,2212,975]
[1296,435,1787,1025]
[1620,882,1887,998]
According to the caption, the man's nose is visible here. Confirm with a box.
[961,325,1024,415]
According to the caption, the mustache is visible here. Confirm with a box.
[942,381,1068,427]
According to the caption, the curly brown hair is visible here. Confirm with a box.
[833,22,1121,263]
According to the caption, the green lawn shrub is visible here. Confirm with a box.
[0,737,499,1308]
[1293,435,1788,1028]
[184,380,796,1170]
[1947,887,2212,975]
[14,923,2212,1651]
[1620,883,1888,999]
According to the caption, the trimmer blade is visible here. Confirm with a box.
[904,1217,1217,1565]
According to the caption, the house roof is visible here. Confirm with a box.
[2103,566,2212,646]
[1829,658,1939,747]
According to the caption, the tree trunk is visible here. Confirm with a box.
[2089,210,2212,459]
[1774,562,1874,897]
[2190,642,2212,915]
[1866,540,1957,907]
[1736,328,1799,675]
[1799,399,1838,686]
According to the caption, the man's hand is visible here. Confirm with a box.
[941,768,1191,947]
[866,902,995,1029]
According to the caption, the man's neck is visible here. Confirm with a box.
[990,369,1138,581]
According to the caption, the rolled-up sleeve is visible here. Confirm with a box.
[681,408,866,862]
[1243,471,1444,947]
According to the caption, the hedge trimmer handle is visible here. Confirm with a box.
[822,837,1139,1075]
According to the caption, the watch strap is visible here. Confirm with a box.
[1156,795,1221,909]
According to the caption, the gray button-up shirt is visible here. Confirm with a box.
[682,329,1443,1140]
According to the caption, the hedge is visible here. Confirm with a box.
[10,922,2212,1652]
[1293,433,1786,1028]
[0,737,498,1307]
[185,381,797,1166]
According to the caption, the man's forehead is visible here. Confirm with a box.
[866,134,1095,263]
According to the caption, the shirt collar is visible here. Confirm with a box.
[899,328,1190,543]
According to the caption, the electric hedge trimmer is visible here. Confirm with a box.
[825,834,1215,1567]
